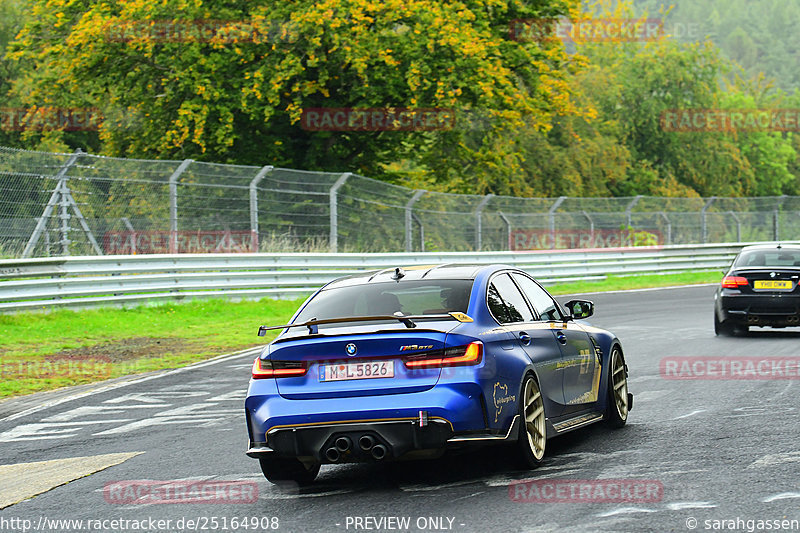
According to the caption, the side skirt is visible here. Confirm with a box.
[551,412,604,434]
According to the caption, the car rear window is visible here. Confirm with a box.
[735,250,800,268]
[293,280,474,324]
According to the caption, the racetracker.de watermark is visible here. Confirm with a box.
[0,516,279,532]
[661,109,800,132]
[0,107,102,131]
[103,480,258,504]
[300,108,456,132]
[103,19,296,44]
[508,479,664,503]
[661,357,800,380]
[0,356,111,380]
[509,17,664,43]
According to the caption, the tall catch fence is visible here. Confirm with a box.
[1,145,799,258]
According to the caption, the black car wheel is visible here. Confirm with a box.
[517,374,546,467]
[259,456,320,487]
[714,313,734,336]
[605,346,629,428]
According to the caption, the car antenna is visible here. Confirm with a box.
[392,267,405,280]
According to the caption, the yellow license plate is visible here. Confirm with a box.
[753,280,793,290]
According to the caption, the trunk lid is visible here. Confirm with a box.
[270,322,456,400]
[734,268,800,295]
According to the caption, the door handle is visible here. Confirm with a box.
[519,332,531,346]
[555,331,567,344]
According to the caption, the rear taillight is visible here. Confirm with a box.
[722,276,749,289]
[251,358,308,379]
[403,341,482,369]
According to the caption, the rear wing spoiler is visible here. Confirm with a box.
[258,312,473,336]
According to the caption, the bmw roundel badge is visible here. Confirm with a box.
[345,343,357,356]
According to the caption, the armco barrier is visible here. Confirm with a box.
[0,242,787,312]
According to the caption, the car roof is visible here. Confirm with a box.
[738,244,800,252]
[323,264,500,289]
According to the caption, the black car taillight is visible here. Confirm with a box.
[403,341,483,369]
[722,276,749,289]
[251,358,308,379]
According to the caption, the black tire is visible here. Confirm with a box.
[517,374,546,468]
[714,313,734,336]
[605,346,629,429]
[259,456,320,487]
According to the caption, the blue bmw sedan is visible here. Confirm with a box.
[245,264,631,485]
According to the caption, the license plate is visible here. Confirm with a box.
[753,280,793,290]
[320,361,394,382]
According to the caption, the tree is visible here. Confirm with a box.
[8,0,587,184]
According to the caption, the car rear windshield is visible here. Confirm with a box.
[735,250,800,268]
[293,280,474,324]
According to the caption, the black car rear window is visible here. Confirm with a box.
[293,280,474,324]
[735,250,800,268]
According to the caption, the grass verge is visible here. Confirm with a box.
[0,298,304,398]
[0,270,722,399]
[544,270,721,295]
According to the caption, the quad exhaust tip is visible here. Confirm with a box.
[335,436,352,452]
[371,444,388,460]
[356,434,389,460]
[324,447,341,463]
[358,435,376,451]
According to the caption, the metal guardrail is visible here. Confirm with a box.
[0,242,787,312]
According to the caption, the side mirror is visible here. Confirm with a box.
[565,299,594,320]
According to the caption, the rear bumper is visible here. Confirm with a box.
[246,414,520,464]
[245,380,501,463]
[718,293,800,326]
[247,417,454,463]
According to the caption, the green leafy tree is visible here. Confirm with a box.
[0,0,24,148]
[634,0,800,91]
[8,0,586,185]
[718,88,796,195]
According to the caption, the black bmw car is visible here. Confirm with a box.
[714,244,800,335]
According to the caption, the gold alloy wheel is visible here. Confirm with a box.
[610,348,629,422]
[523,377,546,460]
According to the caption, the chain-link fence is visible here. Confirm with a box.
[1,145,799,258]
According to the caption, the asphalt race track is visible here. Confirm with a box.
[2,284,800,533]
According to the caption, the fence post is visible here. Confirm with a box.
[774,210,779,241]
[728,211,741,242]
[581,210,594,247]
[624,195,642,228]
[411,213,425,252]
[329,172,351,253]
[22,148,83,258]
[121,217,136,254]
[548,196,567,250]
[168,159,193,254]
[58,179,71,255]
[658,212,672,245]
[474,194,494,251]
[774,195,787,241]
[498,211,512,251]
[405,190,426,252]
[701,197,716,244]
[249,165,273,253]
